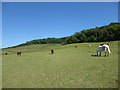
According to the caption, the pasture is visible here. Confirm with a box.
[2,41,119,88]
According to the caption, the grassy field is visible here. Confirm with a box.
[0,49,2,89]
[2,41,119,88]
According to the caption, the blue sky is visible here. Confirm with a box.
[2,2,118,48]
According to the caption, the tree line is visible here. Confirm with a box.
[9,23,120,48]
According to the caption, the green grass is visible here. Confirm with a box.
[0,49,2,89]
[2,41,119,88]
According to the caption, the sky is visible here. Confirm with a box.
[2,2,118,48]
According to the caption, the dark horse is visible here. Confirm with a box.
[17,52,22,55]
[75,46,78,48]
[50,49,54,54]
[4,53,8,55]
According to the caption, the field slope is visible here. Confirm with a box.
[2,41,119,88]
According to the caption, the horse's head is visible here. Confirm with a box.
[106,43,110,46]
[100,44,104,46]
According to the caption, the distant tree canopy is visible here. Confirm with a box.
[10,23,120,48]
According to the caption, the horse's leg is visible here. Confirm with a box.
[97,51,98,56]
[104,51,106,56]
[97,49,101,56]
[99,51,101,56]
[107,49,109,56]
[97,51,101,56]
[104,48,107,56]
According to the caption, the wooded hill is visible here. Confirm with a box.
[9,23,120,48]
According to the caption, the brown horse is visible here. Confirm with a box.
[17,52,22,55]
[50,49,54,54]
[75,46,78,48]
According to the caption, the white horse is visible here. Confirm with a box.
[88,45,92,47]
[97,44,111,56]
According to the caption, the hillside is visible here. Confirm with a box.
[2,41,119,88]
[6,23,120,48]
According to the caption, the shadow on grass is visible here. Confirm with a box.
[91,54,109,57]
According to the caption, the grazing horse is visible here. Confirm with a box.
[97,44,111,56]
[88,45,91,47]
[50,49,54,54]
[17,52,22,55]
[75,46,78,48]
[4,53,8,55]
[2,53,7,55]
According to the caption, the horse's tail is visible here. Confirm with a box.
[107,46,111,54]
